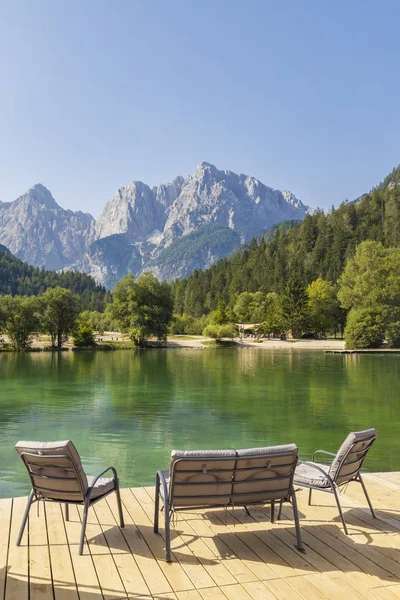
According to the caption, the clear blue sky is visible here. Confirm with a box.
[1,0,400,216]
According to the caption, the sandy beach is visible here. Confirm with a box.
[166,335,346,350]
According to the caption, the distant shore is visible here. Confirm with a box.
[0,333,346,352]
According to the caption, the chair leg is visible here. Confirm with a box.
[79,497,90,555]
[115,484,125,528]
[65,503,69,521]
[358,474,376,518]
[332,485,348,535]
[291,487,304,552]
[154,473,160,533]
[277,500,283,521]
[270,501,275,523]
[17,490,34,546]
[308,488,312,506]
[164,503,172,562]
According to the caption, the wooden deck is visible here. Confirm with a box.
[1,472,400,600]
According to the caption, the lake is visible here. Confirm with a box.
[0,348,399,498]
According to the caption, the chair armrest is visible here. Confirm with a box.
[86,466,118,500]
[156,470,169,503]
[312,449,336,462]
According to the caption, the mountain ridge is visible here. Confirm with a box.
[0,163,312,287]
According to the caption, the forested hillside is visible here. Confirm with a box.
[0,246,108,311]
[171,171,400,317]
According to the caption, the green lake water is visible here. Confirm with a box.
[0,348,399,498]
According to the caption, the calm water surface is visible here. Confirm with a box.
[0,349,399,498]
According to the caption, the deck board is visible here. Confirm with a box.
[1,472,399,599]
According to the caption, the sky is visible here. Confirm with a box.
[1,0,400,216]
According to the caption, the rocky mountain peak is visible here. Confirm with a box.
[21,183,59,209]
[0,162,313,287]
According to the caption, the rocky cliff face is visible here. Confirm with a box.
[0,164,312,287]
[0,184,94,270]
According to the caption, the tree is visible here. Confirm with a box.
[212,301,230,325]
[307,277,337,337]
[40,287,81,348]
[280,276,310,337]
[344,307,386,349]
[72,314,95,347]
[263,292,284,335]
[203,323,236,342]
[249,292,267,323]
[0,295,40,350]
[108,273,173,346]
[234,292,254,323]
[338,241,400,347]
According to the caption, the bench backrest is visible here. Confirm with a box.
[15,440,88,502]
[169,445,298,508]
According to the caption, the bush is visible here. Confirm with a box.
[169,313,208,335]
[344,307,385,349]
[386,320,400,348]
[202,323,237,342]
[72,317,95,347]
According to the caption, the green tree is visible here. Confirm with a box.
[40,287,81,348]
[108,273,173,346]
[72,314,95,347]
[280,276,310,337]
[307,277,337,337]
[233,292,254,323]
[249,291,267,323]
[263,292,284,335]
[344,307,386,349]
[0,295,40,350]
[338,241,400,347]
[212,301,230,325]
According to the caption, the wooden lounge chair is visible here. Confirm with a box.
[293,429,377,534]
[15,440,124,555]
[154,444,303,562]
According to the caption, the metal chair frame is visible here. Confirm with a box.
[154,453,304,562]
[290,436,377,535]
[17,452,124,555]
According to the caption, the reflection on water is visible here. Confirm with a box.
[0,348,399,497]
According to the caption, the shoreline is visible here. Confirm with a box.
[0,334,347,352]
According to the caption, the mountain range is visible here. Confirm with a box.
[0,162,312,288]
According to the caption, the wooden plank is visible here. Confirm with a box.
[94,496,151,599]
[218,583,254,600]
[74,501,128,600]
[255,500,388,597]
[248,501,380,599]
[220,503,311,579]
[205,510,281,581]
[110,490,172,597]
[198,587,228,600]
[139,487,217,590]
[242,581,277,599]
[264,578,304,599]
[5,497,29,600]
[28,497,53,600]
[176,591,203,600]
[121,488,193,594]
[126,488,195,592]
[173,509,257,585]
[63,503,104,600]
[45,501,79,600]
[0,498,12,600]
